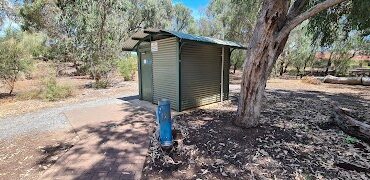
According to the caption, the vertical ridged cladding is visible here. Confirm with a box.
[223,47,230,100]
[137,42,152,100]
[152,37,179,110]
[181,42,222,110]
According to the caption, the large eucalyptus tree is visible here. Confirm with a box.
[235,0,352,128]
[172,4,194,32]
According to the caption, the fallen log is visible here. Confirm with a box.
[362,77,370,86]
[332,102,370,143]
[324,75,362,85]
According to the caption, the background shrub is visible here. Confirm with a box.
[117,55,137,81]
[92,80,110,89]
[0,30,33,95]
[40,77,72,101]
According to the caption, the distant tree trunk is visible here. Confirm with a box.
[236,0,347,128]
[9,77,16,96]
[303,57,310,75]
[5,77,16,95]
[283,62,290,74]
[279,61,284,76]
[303,51,314,74]
[325,52,333,75]
[296,67,301,77]
[233,64,237,74]
[8,69,17,95]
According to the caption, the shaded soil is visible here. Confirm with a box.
[0,131,77,179]
[143,86,370,179]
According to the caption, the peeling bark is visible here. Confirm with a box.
[235,0,290,128]
[236,0,348,128]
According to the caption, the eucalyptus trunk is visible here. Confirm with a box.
[235,0,347,128]
[235,1,290,128]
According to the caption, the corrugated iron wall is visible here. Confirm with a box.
[137,42,151,100]
[223,47,230,100]
[180,42,222,110]
[152,37,179,110]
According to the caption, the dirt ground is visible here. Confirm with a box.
[143,74,370,179]
[0,74,138,179]
[0,130,78,179]
[1,71,369,180]
[0,76,138,118]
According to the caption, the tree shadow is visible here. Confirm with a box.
[117,95,139,101]
[320,83,370,97]
[36,87,370,179]
[0,92,15,99]
[38,101,156,179]
[263,89,369,123]
[143,88,370,179]
[37,142,74,166]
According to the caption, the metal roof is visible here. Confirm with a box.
[122,29,247,51]
[162,30,245,49]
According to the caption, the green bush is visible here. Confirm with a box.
[92,80,110,89]
[345,136,358,144]
[117,56,137,81]
[0,29,33,95]
[311,60,328,69]
[334,59,351,76]
[41,77,72,101]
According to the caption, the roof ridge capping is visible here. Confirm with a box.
[122,29,247,51]
[161,30,246,49]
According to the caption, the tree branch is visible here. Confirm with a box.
[277,0,347,41]
[287,0,308,20]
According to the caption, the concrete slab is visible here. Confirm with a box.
[40,102,155,180]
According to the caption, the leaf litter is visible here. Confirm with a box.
[142,89,370,179]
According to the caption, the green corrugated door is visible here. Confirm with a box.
[181,42,222,110]
[152,38,180,110]
[141,51,153,102]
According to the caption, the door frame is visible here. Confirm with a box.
[139,51,153,102]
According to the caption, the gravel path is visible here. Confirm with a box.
[0,93,138,140]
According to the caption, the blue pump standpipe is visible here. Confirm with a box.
[156,99,173,147]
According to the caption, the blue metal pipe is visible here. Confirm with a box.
[156,99,173,147]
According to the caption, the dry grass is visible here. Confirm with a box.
[301,76,322,85]
[17,89,42,100]
[11,78,74,102]
[0,76,137,118]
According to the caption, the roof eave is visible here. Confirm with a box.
[122,29,248,51]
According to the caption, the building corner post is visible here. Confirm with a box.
[221,46,225,102]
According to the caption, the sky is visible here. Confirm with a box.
[173,0,210,20]
[0,19,20,36]
[0,0,21,36]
